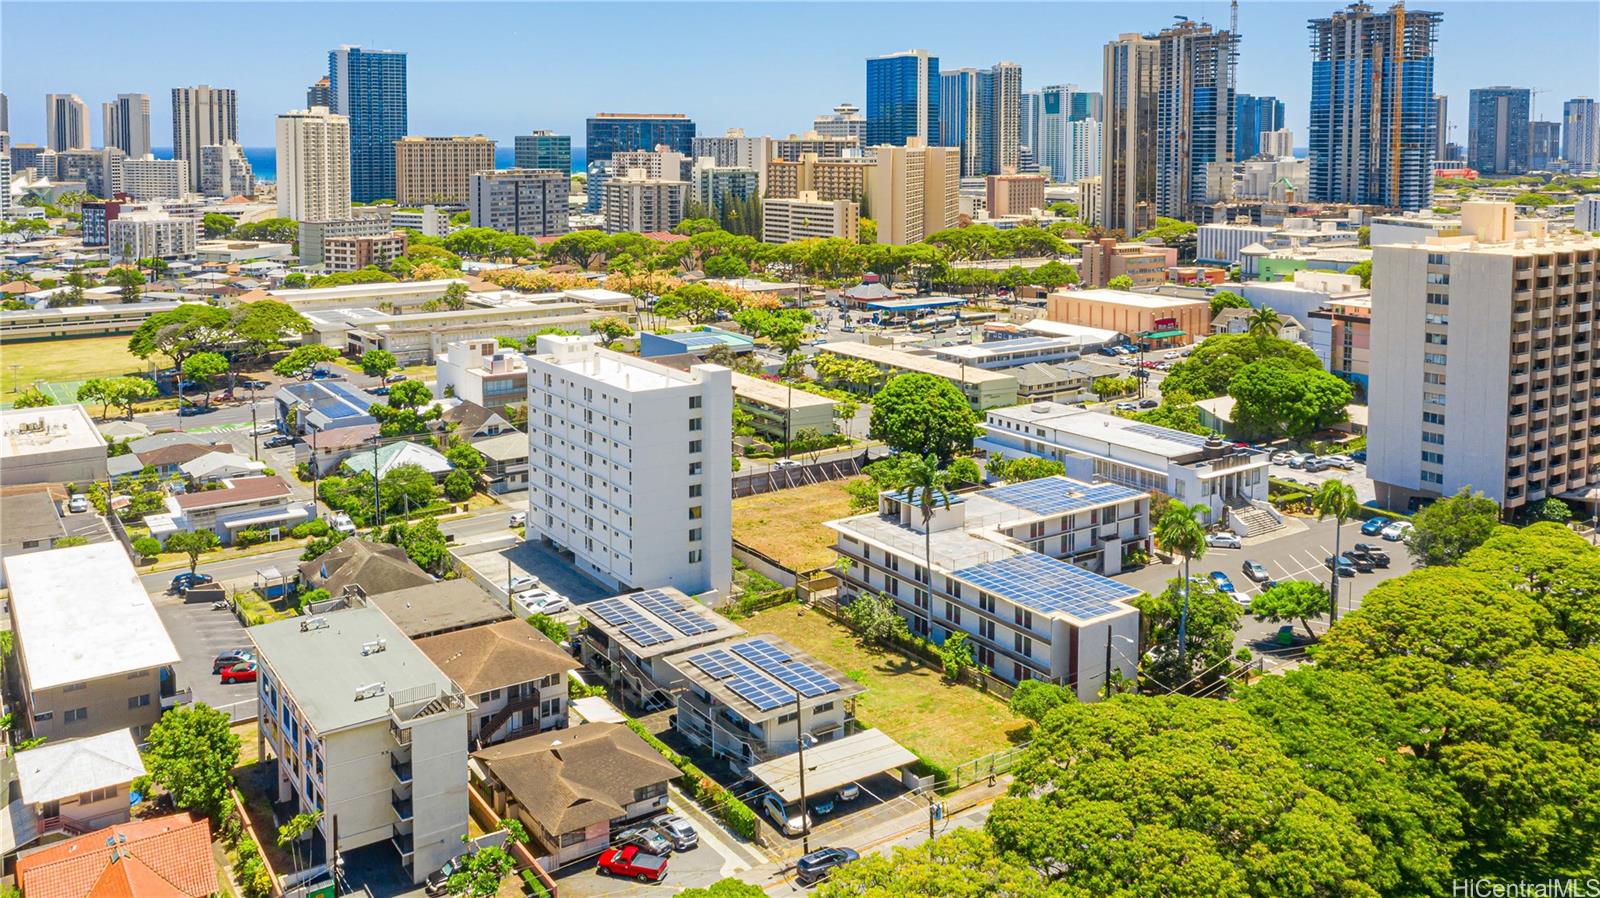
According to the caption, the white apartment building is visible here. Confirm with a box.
[172,85,238,192]
[1369,202,1600,512]
[977,403,1271,527]
[813,102,867,141]
[434,338,527,410]
[250,606,469,884]
[120,156,189,201]
[691,129,772,193]
[468,169,569,237]
[603,172,687,234]
[761,192,859,244]
[525,335,733,599]
[1577,196,1600,233]
[277,107,352,222]
[107,207,197,262]
[199,142,255,197]
[1196,222,1277,266]
[826,477,1147,696]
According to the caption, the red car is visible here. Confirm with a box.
[220,661,257,684]
[596,845,668,883]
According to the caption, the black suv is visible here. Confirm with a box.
[797,847,860,885]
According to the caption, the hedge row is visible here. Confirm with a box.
[622,718,758,839]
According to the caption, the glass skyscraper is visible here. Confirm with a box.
[515,131,573,172]
[585,114,695,164]
[1234,94,1285,159]
[1307,4,1441,211]
[867,50,940,147]
[1155,20,1237,221]
[1468,86,1532,175]
[329,45,408,203]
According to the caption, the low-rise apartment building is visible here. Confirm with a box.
[0,404,108,487]
[250,606,469,884]
[815,340,1019,410]
[1044,287,1208,347]
[324,231,408,273]
[826,477,1146,695]
[108,207,196,262]
[297,207,394,267]
[525,335,733,599]
[575,587,745,712]
[150,474,310,545]
[414,620,578,748]
[3,543,180,742]
[1080,238,1177,288]
[664,634,865,771]
[434,338,527,410]
[729,371,836,442]
[930,336,1080,370]
[977,403,1270,525]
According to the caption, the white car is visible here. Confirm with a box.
[771,459,801,470]
[519,593,572,616]
[508,575,539,593]
[1381,521,1414,542]
[508,512,527,528]
[329,512,357,535]
[1325,455,1356,469]
[252,422,278,435]
[67,494,90,513]
[760,792,811,837]
[1205,532,1243,549]
[954,327,972,336]
[1269,451,1294,465]
[1163,351,1180,360]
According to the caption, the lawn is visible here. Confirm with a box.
[741,603,1028,772]
[0,335,150,393]
[731,478,863,573]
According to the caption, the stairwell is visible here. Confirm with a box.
[1227,500,1284,537]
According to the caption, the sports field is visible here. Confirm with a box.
[0,335,151,399]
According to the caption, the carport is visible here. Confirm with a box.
[748,729,917,805]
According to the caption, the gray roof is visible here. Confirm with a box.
[473,723,679,836]
[0,490,65,545]
[368,579,515,638]
[248,605,461,733]
[299,539,433,596]
[128,432,213,454]
[470,431,531,463]
[107,454,145,477]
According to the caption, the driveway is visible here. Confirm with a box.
[553,797,757,897]
[458,537,615,609]
[154,594,258,718]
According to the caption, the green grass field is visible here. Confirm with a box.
[0,335,151,395]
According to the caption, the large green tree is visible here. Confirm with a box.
[181,352,230,407]
[1406,487,1502,566]
[654,283,739,324]
[142,703,241,820]
[1152,499,1209,674]
[271,344,340,378]
[1161,333,1324,398]
[232,300,312,357]
[1209,290,1250,317]
[1134,575,1240,691]
[1251,579,1330,639]
[868,373,978,463]
[128,304,232,371]
[1227,357,1352,439]
[359,349,399,378]
[815,829,1059,898]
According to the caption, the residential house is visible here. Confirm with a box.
[469,431,529,494]
[415,620,579,748]
[437,399,514,440]
[342,441,453,482]
[148,475,310,545]
[1,730,145,865]
[471,724,679,869]
[249,606,469,884]
[364,580,514,639]
[302,423,380,477]
[1209,307,1306,343]
[575,588,744,712]
[2,544,180,742]
[178,450,266,484]
[14,812,215,898]
[298,539,433,597]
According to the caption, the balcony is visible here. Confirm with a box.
[391,791,413,822]
[389,755,413,784]
[391,830,414,858]
[389,720,411,747]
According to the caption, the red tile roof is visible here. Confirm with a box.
[172,474,292,510]
[16,813,215,898]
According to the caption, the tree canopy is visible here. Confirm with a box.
[1227,357,1352,439]
[142,703,240,820]
[1406,488,1502,566]
[869,373,979,463]
[1161,333,1326,398]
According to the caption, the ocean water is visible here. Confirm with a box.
[152,145,587,183]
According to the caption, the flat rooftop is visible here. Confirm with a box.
[1052,288,1208,309]
[1,404,104,457]
[1020,319,1123,343]
[3,543,179,690]
[535,347,703,392]
[933,336,1078,361]
[366,578,514,638]
[267,278,467,302]
[664,634,864,719]
[988,402,1238,463]
[248,605,461,733]
[821,341,1017,385]
[578,587,744,658]
[729,372,835,410]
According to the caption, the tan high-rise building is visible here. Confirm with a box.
[394,135,496,205]
[44,93,90,151]
[762,192,859,244]
[101,93,151,157]
[603,171,687,234]
[1369,202,1600,513]
[864,139,959,245]
[171,85,238,192]
[1100,34,1159,234]
[276,107,351,222]
[766,154,876,203]
[985,173,1046,218]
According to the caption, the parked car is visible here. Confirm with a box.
[1114,401,1138,412]
[1274,625,1314,648]
[169,572,214,594]
[1163,351,1180,360]
[386,373,408,383]
[1351,450,1368,463]
[1381,521,1414,542]
[650,815,698,851]
[1350,543,1390,567]
[508,512,527,528]
[1325,555,1357,577]
[67,493,90,513]
[954,327,972,336]
[1360,517,1390,536]
[251,422,277,435]
[520,593,572,616]
[263,434,294,449]
[596,845,668,882]
[1205,532,1242,549]
[1138,398,1159,409]
[176,403,213,417]
[212,648,255,674]
[1326,454,1355,469]
[1286,454,1306,469]
[1208,571,1236,593]
[329,512,357,535]
[796,847,861,885]
[615,827,674,856]
[1269,451,1294,465]
[1232,591,1253,612]
[1241,560,1270,583]
[836,783,861,802]
[424,852,475,896]
[366,385,390,396]
[810,794,836,815]
[761,792,811,837]
[508,575,539,593]
[220,661,257,684]
[1302,457,1331,473]
[772,459,802,470]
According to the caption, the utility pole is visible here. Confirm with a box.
[1104,626,1114,700]
[924,789,937,859]
[248,385,259,461]
[369,435,382,527]
[788,684,810,855]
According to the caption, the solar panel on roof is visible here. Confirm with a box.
[978,479,1145,518]
[685,648,791,711]
[953,553,1141,621]
[633,589,716,637]
[1123,423,1209,448]
[731,638,840,699]
[590,598,673,646]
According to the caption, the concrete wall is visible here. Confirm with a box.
[24,667,164,742]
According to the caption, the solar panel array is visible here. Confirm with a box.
[979,479,1145,518]
[588,598,673,647]
[884,489,966,507]
[953,553,1141,621]
[1123,422,1209,448]
[684,638,841,712]
[633,589,716,637]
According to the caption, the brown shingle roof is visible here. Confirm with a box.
[415,619,577,694]
[474,723,679,837]
[15,812,214,898]
[299,538,432,596]
[135,442,217,469]
[171,474,291,510]
[309,423,381,451]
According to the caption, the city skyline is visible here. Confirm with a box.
[2,1,1594,151]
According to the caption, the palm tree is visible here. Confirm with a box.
[1312,479,1361,622]
[1246,305,1282,341]
[1153,499,1209,673]
[903,453,952,636]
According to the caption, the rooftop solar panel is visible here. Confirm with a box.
[978,479,1146,518]
[884,489,966,507]
[589,598,673,646]
[1123,423,1209,448]
[952,553,1141,621]
[685,648,791,711]
[731,639,839,698]
[633,589,716,637]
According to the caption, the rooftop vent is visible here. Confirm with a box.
[300,617,329,632]
[361,638,388,656]
[353,681,386,701]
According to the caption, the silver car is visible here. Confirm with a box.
[651,815,698,850]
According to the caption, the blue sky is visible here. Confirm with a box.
[2,1,1595,149]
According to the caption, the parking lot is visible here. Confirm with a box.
[456,535,615,624]
[154,593,258,717]
[1111,515,1418,657]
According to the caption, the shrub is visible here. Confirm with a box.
[133,536,162,559]
[234,528,271,548]
[290,519,330,539]
[520,870,552,898]
[623,718,758,839]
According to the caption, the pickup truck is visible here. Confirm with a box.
[596,845,668,883]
